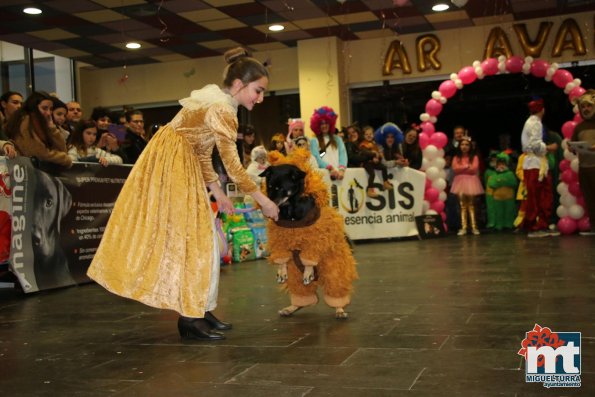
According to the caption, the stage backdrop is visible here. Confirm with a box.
[325,167,425,240]
[7,157,131,293]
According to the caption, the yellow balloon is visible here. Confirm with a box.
[513,22,553,57]
[483,27,513,60]
[383,40,412,75]
[552,18,586,57]
[416,34,441,72]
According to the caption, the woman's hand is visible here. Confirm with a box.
[3,143,17,159]
[98,157,109,167]
[260,197,279,221]
[208,182,234,215]
[251,190,279,221]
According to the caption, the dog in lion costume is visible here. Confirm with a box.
[260,148,358,319]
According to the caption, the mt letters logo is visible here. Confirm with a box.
[518,324,581,388]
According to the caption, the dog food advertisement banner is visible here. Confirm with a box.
[8,158,131,293]
[329,167,425,240]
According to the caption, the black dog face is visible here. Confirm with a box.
[259,164,315,221]
[32,169,73,289]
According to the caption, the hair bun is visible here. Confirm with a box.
[224,47,251,64]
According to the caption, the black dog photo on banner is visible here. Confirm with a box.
[8,157,131,293]
[415,214,446,239]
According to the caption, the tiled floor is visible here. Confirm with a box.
[0,234,593,396]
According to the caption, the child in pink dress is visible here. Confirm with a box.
[451,136,484,235]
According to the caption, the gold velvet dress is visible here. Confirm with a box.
[87,85,257,318]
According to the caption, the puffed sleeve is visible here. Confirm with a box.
[205,103,257,193]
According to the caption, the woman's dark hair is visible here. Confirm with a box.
[6,91,53,141]
[401,127,421,157]
[69,119,97,155]
[51,96,67,111]
[380,132,402,161]
[91,106,111,122]
[239,123,257,155]
[222,47,268,88]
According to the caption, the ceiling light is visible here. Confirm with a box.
[268,24,285,32]
[432,3,450,11]
[126,42,141,49]
[23,7,42,15]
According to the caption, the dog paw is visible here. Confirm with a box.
[279,305,302,317]
[303,266,314,285]
[335,308,349,320]
[276,264,288,284]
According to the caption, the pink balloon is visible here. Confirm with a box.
[458,66,477,85]
[505,56,523,73]
[559,159,570,172]
[429,132,447,149]
[569,86,586,103]
[557,216,577,235]
[420,121,435,136]
[561,169,577,184]
[573,113,583,123]
[576,195,585,207]
[561,121,577,139]
[430,200,445,213]
[530,59,549,78]
[440,211,446,222]
[419,132,429,149]
[438,80,457,99]
[568,181,581,196]
[577,216,591,232]
[425,99,443,117]
[481,58,498,76]
[425,187,440,203]
[552,69,573,88]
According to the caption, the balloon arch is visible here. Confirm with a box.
[417,55,589,235]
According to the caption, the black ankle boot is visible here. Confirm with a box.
[178,317,225,340]
[204,311,232,330]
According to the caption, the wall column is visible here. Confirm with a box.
[297,36,349,135]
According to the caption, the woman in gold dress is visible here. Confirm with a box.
[87,48,279,340]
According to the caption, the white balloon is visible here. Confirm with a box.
[432,91,441,100]
[498,55,506,62]
[569,204,584,220]
[425,166,440,181]
[432,178,447,191]
[429,116,437,124]
[433,157,446,169]
[426,209,438,215]
[437,149,445,158]
[556,205,568,219]
[420,113,430,121]
[561,139,568,150]
[570,158,579,173]
[439,191,447,201]
[450,73,458,80]
[421,157,429,171]
[560,193,576,207]
[557,182,569,196]
[424,145,439,160]
[422,200,430,213]
[564,149,576,161]
[439,97,447,104]
[472,60,480,68]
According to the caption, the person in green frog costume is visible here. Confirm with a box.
[486,152,518,231]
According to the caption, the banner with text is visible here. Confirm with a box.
[326,167,425,240]
[8,158,131,293]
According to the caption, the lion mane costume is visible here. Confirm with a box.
[264,148,358,318]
